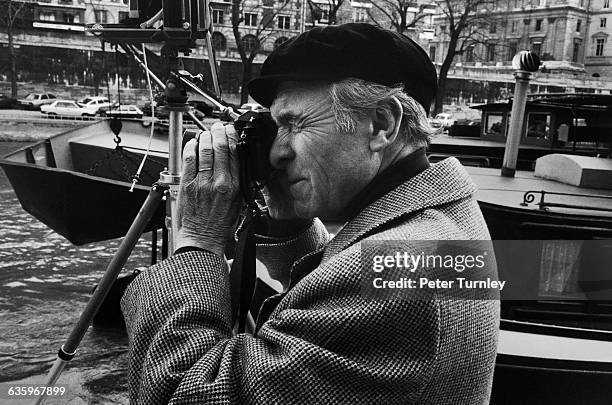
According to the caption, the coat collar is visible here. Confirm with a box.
[323,157,477,261]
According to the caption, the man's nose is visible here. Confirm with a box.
[269,133,294,169]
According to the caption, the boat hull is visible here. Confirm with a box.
[0,120,169,245]
[0,159,166,245]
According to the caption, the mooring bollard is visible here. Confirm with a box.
[501,51,541,178]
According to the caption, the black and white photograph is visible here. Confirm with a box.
[0,0,611,403]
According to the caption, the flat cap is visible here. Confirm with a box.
[248,23,437,114]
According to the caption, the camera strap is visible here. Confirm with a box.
[229,206,259,333]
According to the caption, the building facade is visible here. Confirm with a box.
[427,0,612,99]
[429,0,591,72]
[0,0,132,89]
[302,0,436,48]
[584,0,612,77]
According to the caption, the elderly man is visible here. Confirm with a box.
[122,23,499,404]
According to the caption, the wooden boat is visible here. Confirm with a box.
[0,119,168,245]
[440,93,612,402]
[429,93,612,170]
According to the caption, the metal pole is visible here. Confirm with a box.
[35,184,165,405]
[501,70,531,178]
[161,108,185,253]
[204,33,222,99]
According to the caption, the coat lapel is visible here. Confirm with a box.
[323,158,477,261]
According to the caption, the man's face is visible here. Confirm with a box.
[268,82,379,219]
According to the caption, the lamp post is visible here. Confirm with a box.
[501,51,541,178]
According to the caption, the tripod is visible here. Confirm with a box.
[34,48,232,405]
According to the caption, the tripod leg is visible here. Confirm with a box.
[151,229,158,265]
[34,184,166,405]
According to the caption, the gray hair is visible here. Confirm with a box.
[329,78,436,146]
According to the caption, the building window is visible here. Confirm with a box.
[274,36,288,49]
[487,43,495,61]
[526,113,551,139]
[211,32,226,51]
[532,42,542,56]
[514,0,521,8]
[39,12,55,21]
[319,5,330,22]
[63,13,79,23]
[596,38,605,56]
[535,19,542,31]
[576,19,582,32]
[485,113,504,136]
[94,10,106,23]
[429,46,436,62]
[353,7,367,23]
[466,46,474,62]
[242,34,259,52]
[573,40,581,62]
[511,21,518,32]
[118,11,129,22]
[605,0,610,9]
[244,13,257,27]
[440,25,446,35]
[601,18,607,28]
[490,22,496,33]
[278,15,290,29]
[508,43,517,60]
[212,9,224,25]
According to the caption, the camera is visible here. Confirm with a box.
[89,0,211,51]
[233,111,277,189]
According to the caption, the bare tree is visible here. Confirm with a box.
[367,0,430,35]
[0,0,33,97]
[433,0,496,114]
[231,0,295,104]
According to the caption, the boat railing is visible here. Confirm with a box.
[0,112,103,123]
[521,190,612,213]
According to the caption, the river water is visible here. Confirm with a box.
[0,141,155,404]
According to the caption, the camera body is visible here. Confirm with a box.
[89,0,211,51]
[233,111,277,195]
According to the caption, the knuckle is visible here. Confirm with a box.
[212,175,235,194]
[183,154,196,165]
[211,122,225,130]
[214,142,230,153]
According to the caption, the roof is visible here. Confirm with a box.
[527,93,612,109]
[471,93,612,111]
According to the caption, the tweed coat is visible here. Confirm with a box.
[121,157,500,404]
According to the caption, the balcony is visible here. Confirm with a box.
[36,0,86,9]
[32,20,85,32]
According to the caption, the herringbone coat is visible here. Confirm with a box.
[121,157,500,404]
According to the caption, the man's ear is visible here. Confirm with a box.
[369,97,403,153]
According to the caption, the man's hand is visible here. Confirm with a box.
[175,122,241,257]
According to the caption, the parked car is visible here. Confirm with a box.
[0,94,17,109]
[238,103,268,114]
[99,104,144,119]
[40,100,89,116]
[77,96,111,116]
[431,113,455,129]
[18,93,57,110]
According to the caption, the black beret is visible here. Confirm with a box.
[248,23,437,114]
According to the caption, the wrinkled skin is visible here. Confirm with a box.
[175,122,241,256]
